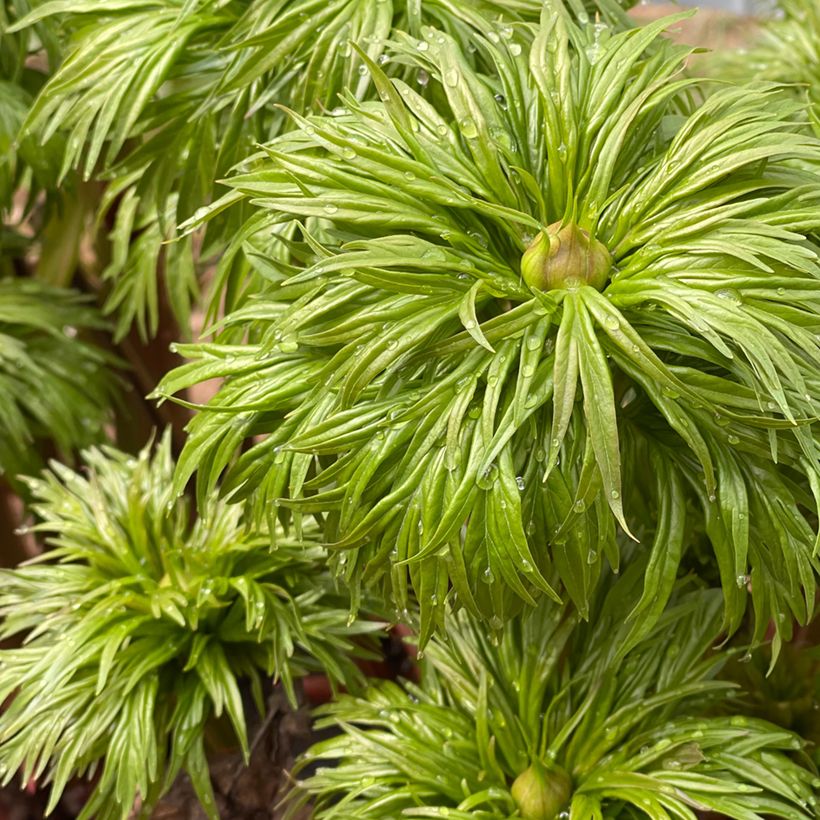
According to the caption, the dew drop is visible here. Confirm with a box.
[714,412,730,427]
[460,118,479,139]
[716,288,742,306]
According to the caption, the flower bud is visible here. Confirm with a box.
[511,760,572,820]
[521,222,611,292]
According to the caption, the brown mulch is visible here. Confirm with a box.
[0,781,90,820]
[151,689,314,820]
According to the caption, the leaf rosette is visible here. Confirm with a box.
[290,577,820,819]
[0,279,119,480]
[0,435,379,818]
[159,4,820,648]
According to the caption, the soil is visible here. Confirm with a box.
[151,689,314,820]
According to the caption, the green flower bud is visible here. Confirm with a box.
[521,222,611,292]
[511,760,572,820]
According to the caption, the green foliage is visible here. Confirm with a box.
[158,6,820,650]
[720,621,820,767]
[292,575,819,819]
[0,0,59,81]
[713,0,820,117]
[1,2,63,253]
[0,435,380,818]
[0,77,29,213]
[0,278,119,480]
[3,3,820,817]
[5,0,631,338]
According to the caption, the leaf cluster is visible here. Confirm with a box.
[710,0,820,120]
[159,6,820,653]
[6,0,630,339]
[293,572,819,819]
[0,278,119,481]
[0,434,380,818]
[0,1,62,210]
[2,2,820,818]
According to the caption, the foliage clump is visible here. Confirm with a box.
[291,576,819,819]
[0,435,378,818]
[160,8,820,654]
[712,0,820,118]
[0,279,118,480]
[4,0,631,337]
[0,0,819,817]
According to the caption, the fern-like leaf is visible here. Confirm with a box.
[158,6,820,649]
[293,574,819,819]
[0,434,381,818]
[0,278,119,480]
